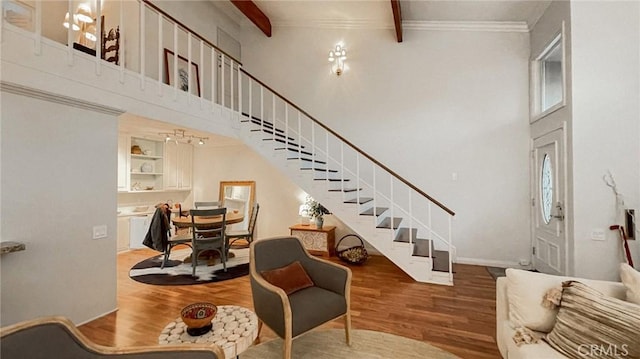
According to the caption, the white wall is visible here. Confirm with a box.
[0,92,118,326]
[240,26,531,266]
[570,0,640,279]
[193,143,305,239]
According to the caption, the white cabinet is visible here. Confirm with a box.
[165,142,193,190]
[117,216,130,252]
[177,143,193,190]
[117,134,130,192]
[130,215,151,249]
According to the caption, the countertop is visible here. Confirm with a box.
[118,205,190,217]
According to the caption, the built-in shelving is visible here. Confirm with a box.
[118,135,193,193]
[129,137,164,191]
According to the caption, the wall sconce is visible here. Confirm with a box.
[159,129,209,145]
[62,3,96,48]
[328,44,347,76]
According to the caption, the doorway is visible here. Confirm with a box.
[531,128,567,275]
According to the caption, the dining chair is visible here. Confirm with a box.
[226,202,259,250]
[194,201,221,209]
[162,231,192,269]
[190,208,227,276]
[142,204,190,269]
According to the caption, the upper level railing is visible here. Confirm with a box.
[2,0,455,281]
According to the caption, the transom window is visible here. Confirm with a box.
[532,30,565,120]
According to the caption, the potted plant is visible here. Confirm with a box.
[306,196,330,229]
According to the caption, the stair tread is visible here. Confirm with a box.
[344,197,373,204]
[360,207,388,216]
[300,167,338,173]
[241,113,279,129]
[252,128,296,141]
[328,188,361,193]
[287,157,327,165]
[315,178,351,182]
[376,217,402,229]
[275,147,314,156]
[394,228,418,242]
[263,138,305,148]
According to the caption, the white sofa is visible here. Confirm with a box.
[496,269,627,359]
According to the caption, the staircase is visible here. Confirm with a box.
[232,77,457,285]
[0,0,456,286]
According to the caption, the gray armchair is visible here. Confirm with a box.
[0,316,223,358]
[250,236,352,359]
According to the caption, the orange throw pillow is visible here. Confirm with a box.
[261,261,314,295]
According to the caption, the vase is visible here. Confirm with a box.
[314,216,324,229]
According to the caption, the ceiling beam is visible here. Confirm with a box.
[390,0,403,42]
[230,0,272,37]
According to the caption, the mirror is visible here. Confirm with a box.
[219,181,256,230]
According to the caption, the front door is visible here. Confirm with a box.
[532,128,566,275]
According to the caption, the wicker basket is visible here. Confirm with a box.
[335,234,369,265]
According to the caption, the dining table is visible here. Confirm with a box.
[171,210,244,233]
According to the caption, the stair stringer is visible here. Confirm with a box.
[237,122,453,286]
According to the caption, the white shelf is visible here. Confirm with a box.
[131,172,163,176]
[131,154,163,160]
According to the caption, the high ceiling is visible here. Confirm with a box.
[213,0,551,31]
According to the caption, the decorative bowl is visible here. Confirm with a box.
[181,302,217,330]
[131,145,143,154]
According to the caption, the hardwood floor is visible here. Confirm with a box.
[78,248,501,359]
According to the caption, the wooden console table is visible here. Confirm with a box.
[289,224,336,257]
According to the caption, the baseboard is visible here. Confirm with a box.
[455,257,524,269]
[77,307,119,326]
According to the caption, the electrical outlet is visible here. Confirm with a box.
[591,229,606,241]
[93,225,107,239]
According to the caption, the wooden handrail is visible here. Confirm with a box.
[240,68,455,216]
[141,0,242,66]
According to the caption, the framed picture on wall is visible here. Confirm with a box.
[163,48,201,96]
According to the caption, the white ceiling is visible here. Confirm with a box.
[212,0,551,30]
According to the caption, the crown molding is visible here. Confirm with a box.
[403,20,529,33]
[271,19,528,32]
[0,82,124,116]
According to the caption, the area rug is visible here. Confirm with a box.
[240,329,460,359]
[129,248,249,285]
